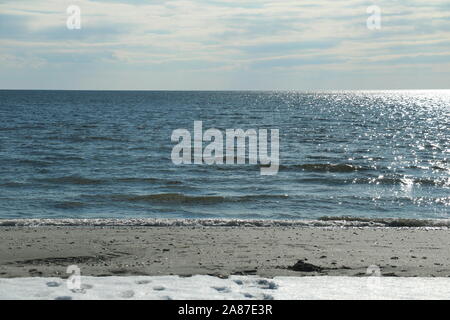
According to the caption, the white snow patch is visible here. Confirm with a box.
[0,275,449,300]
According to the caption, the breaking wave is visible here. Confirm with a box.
[1,217,449,228]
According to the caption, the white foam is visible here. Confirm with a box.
[1,275,449,300]
[1,217,449,228]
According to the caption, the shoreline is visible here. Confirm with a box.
[1,223,449,278]
[1,217,450,228]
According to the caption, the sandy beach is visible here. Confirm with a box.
[1,225,449,279]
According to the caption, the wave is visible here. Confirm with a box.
[1,217,449,228]
[116,193,227,204]
[14,159,53,166]
[214,163,372,173]
[112,193,289,204]
[33,176,183,186]
[357,176,449,187]
[65,136,128,143]
[53,201,85,209]
[42,156,85,161]
[279,163,373,173]
[0,181,29,188]
[35,176,105,185]
[0,125,46,131]
[113,177,182,185]
[296,176,449,187]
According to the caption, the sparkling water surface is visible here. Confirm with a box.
[0,90,448,220]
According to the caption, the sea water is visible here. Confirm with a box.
[0,90,448,220]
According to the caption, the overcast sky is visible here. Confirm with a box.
[1,0,449,90]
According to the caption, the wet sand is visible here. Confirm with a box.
[0,226,449,278]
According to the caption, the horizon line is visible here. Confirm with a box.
[1,88,450,92]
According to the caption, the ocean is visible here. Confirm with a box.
[0,90,448,220]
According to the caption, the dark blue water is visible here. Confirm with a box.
[0,90,448,220]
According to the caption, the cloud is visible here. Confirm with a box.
[0,0,449,89]
[249,55,344,69]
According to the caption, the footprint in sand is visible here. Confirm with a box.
[28,269,43,276]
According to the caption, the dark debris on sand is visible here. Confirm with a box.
[289,260,323,272]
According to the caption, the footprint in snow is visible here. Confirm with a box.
[153,286,165,291]
[46,281,61,288]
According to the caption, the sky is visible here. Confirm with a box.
[0,0,449,90]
